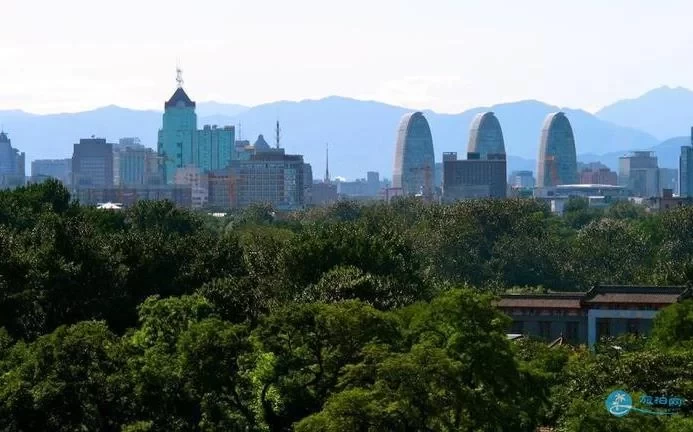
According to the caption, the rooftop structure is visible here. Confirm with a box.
[498,285,690,347]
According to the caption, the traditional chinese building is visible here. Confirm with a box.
[497,285,691,347]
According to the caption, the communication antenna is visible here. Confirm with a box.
[324,143,330,183]
[237,123,242,140]
[176,67,184,89]
[275,120,281,149]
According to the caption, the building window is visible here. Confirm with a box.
[565,321,579,342]
[539,321,551,339]
[510,320,524,334]
[597,318,611,341]
[627,319,639,335]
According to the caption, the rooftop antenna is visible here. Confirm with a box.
[275,120,281,149]
[176,67,184,89]
[324,143,330,183]
[237,122,242,141]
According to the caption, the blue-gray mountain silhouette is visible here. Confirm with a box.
[597,86,693,140]
[0,96,658,179]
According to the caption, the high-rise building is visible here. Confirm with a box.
[680,128,693,197]
[0,131,25,188]
[619,151,659,197]
[31,159,72,185]
[227,148,306,210]
[72,138,113,187]
[443,152,507,201]
[467,112,505,159]
[157,71,235,183]
[393,112,435,198]
[537,112,578,187]
[509,170,535,189]
[114,138,164,186]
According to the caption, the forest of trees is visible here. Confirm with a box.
[0,180,691,431]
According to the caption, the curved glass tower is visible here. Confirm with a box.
[537,112,577,187]
[393,112,435,197]
[467,112,505,158]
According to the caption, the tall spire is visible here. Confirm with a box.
[275,120,281,149]
[176,67,184,89]
[324,143,330,183]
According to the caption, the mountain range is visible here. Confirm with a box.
[1,86,691,179]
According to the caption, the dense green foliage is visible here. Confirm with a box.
[0,181,691,431]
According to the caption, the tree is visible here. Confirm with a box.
[0,322,130,431]
[650,300,693,350]
[251,301,402,431]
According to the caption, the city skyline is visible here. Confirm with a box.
[3,1,693,114]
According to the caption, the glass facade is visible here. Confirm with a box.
[680,143,693,197]
[537,112,577,187]
[157,87,235,183]
[393,112,435,197]
[467,112,505,159]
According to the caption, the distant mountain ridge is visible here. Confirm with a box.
[0,95,664,179]
[597,86,693,140]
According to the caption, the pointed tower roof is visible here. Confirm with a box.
[165,87,196,109]
[0,131,8,143]
[254,134,271,150]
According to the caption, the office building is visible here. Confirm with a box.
[509,170,535,189]
[311,182,338,206]
[680,128,693,197]
[157,71,235,183]
[498,285,691,347]
[0,131,25,188]
[579,167,617,186]
[393,112,435,198]
[645,188,692,212]
[228,148,306,210]
[114,138,164,186]
[31,158,72,185]
[658,168,678,196]
[443,152,507,201]
[72,138,113,187]
[537,112,578,187]
[619,151,659,197]
[174,165,209,209]
[303,163,313,206]
[467,112,505,159]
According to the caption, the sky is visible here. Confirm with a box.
[2,0,693,114]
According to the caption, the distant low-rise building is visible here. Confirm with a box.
[509,170,535,189]
[644,188,692,212]
[311,182,338,206]
[580,166,617,186]
[74,185,192,208]
[174,165,209,209]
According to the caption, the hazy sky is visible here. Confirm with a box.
[2,0,692,114]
